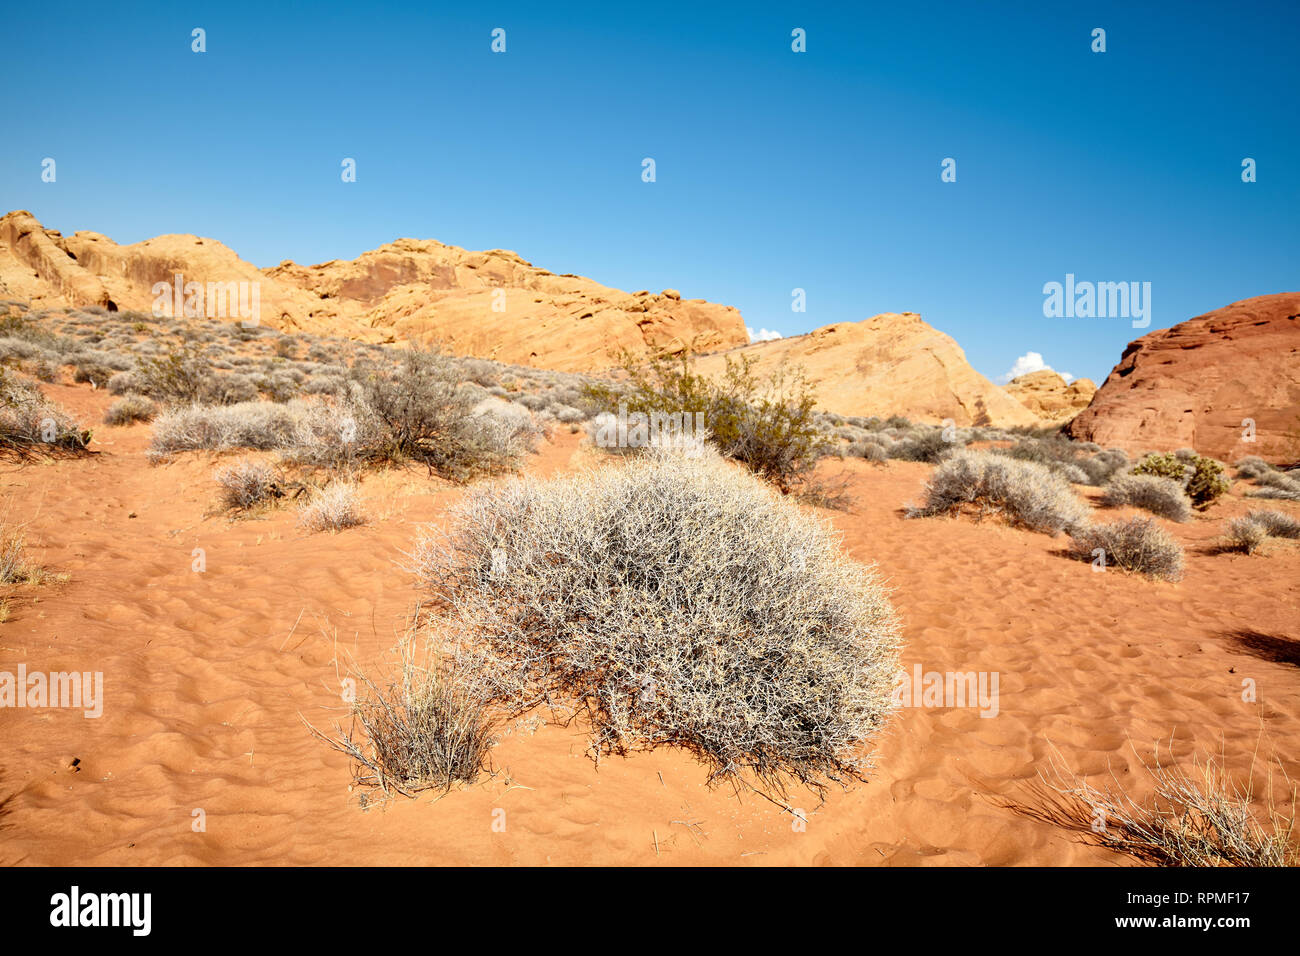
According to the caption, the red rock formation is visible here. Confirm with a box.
[1067,293,1300,462]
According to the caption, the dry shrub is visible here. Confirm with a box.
[308,630,500,795]
[104,393,156,426]
[907,450,1088,534]
[1068,517,1184,580]
[1244,509,1300,539]
[214,459,280,511]
[345,348,536,481]
[583,350,831,495]
[0,368,90,454]
[411,447,901,795]
[1038,740,1297,867]
[1100,473,1192,522]
[1235,456,1276,480]
[0,524,30,584]
[1224,517,1267,554]
[298,481,365,532]
[1132,451,1230,509]
[1248,471,1300,502]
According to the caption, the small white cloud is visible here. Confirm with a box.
[746,326,783,343]
[999,351,1071,384]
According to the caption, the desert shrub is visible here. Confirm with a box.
[0,522,30,584]
[214,459,281,511]
[72,362,114,387]
[1235,456,1275,480]
[584,351,830,495]
[308,632,500,794]
[1100,474,1193,522]
[907,450,1087,534]
[998,438,1127,487]
[1244,509,1300,539]
[549,403,585,424]
[106,370,140,394]
[1040,741,1297,867]
[26,357,59,383]
[883,415,912,429]
[1068,518,1184,580]
[133,340,219,404]
[1224,517,1267,554]
[848,439,888,463]
[1058,463,1090,484]
[1132,452,1230,509]
[150,401,309,456]
[888,428,955,463]
[298,481,365,532]
[345,348,535,481]
[1077,448,1129,485]
[103,394,157,426]
[411,448,902,794]
[0,368,90,453]
[1247,470,1300,502]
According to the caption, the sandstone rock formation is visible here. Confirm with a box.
[694,313,1040,427]
[1067,293,1300,462]
[0,210,748,371]
[1003,370,1096,424]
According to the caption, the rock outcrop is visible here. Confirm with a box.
[694,313,1040,427]
[1004,370,1096,424]
[1067,293,1300,462]
[0,211,749,371]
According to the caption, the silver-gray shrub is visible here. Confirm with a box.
[907,450,1088,534]
[1101,473,1193,522]
[1069,518,1184,580]
[411,448,902,795]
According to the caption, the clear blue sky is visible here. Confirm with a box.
[3,0,1296,384]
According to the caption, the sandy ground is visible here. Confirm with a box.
[1,382,1297,866]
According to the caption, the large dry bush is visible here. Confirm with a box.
[345,348,536,481]
[411,446,901,795]
[1068,517,1184,580]
[907,450,1087,534]
[1101,473,1192,522]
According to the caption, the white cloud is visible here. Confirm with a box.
[746,326,783,343]
[998,351,1072,384]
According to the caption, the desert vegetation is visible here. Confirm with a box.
[401,442,902,796]
[1068,518,1185,581]
[905,450,1088,534]
[1100,473,1193,522]
[1039,741,1297,867]
[1131,451,1230,510]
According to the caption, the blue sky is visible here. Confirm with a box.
[2,0,1296,384]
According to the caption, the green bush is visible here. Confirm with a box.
[1132,452,1230,510]
[583,350,831,495]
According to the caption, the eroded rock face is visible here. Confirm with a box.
[1004,370,1097,424]
[1067,293,1300,462]
[0,211,749,370]
[694,313,1040,427]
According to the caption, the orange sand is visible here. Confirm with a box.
[1,383,1297,866]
